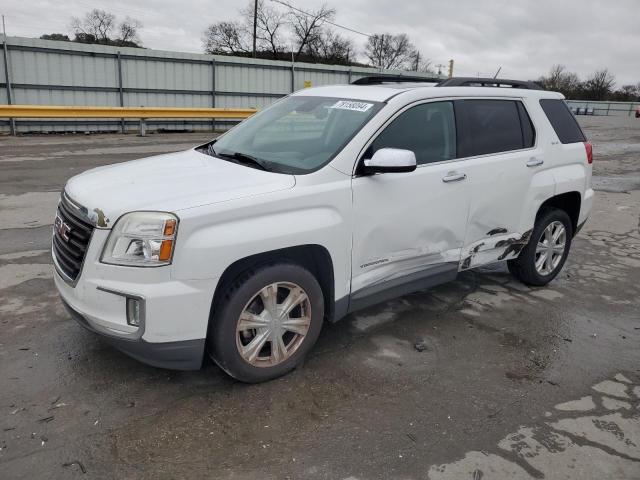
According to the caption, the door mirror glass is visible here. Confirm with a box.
[363,148,417,174]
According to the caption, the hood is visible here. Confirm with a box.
[64,148,295,228]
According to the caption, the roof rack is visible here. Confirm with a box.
[436,77,543,90]
[351,75,443,85]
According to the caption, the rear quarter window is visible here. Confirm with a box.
[539,99,586,144]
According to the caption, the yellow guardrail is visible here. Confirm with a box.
[0,105,257,119]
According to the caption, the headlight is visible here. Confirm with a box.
[101,212,178,267]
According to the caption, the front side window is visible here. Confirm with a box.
[459,99,528,156]
[368,101,457,165]
[209,96,383,174]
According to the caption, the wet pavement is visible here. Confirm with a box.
[1,116,639,479]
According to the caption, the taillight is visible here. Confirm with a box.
[584,141,593,164]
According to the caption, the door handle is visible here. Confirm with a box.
[527,157,544,167]
[442,172,467,183]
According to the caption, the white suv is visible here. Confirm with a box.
[53,77,594,382]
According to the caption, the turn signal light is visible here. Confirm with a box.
[158,240,174,261]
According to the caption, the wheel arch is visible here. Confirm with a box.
[537,191,581,236]
[208,244,337,330]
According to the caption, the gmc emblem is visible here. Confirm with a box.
[54,214,71,242]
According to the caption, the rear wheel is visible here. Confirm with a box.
[508,209,573,286]
[208,263,324,383]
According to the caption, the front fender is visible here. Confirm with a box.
[170,184,352,301]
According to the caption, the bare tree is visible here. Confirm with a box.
[118,17,142,46]
[308,29,353,64]
[539,64,580,98]
[365,33,415,70]
[407,50,433,73]
[582,69,615,101]
[241,0,286,59]
[202,21,250,55]
[287,3,336,59]
[70,9,115,42]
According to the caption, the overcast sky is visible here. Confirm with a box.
[3,0,639,85]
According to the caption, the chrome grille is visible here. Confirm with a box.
[52,195,94,283]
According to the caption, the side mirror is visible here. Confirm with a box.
[363,148,417,174]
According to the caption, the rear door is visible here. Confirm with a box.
[455,98,554,269]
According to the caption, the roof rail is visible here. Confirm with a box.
[436,77,543,90]
[351,75,443,85]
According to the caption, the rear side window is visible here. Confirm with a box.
[539,99,586,144]
[458,100,531,156]
[369,101,457,165]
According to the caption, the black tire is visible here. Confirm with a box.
[508,208,573,286]
[208,263,324,383]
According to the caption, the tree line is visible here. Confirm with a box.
[40,9,143,48]
[538,65,640,102]
[36,7,639,102]
[202,0,433,71]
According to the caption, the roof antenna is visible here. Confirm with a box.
[493,66,502,79]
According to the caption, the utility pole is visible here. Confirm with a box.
[252,0,258,58]
[2,15,16,135]
[435,63,446,76]
[448,59,454,78]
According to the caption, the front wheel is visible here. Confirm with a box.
[508,208,573,286]
[208,263,324,383]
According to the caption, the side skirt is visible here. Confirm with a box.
[333,262,459,321]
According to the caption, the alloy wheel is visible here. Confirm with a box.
[236,282,312,367]
[534,220,567,275]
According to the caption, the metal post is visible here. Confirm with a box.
[211,58,216,131]
[138,118,146,137]
[2,15,16,135]
[290,63,295,93]
[629,103,634,117]
[606,103,610,116]
[252,0,258,58]
[116,51,125,133]
[348,69,352,84]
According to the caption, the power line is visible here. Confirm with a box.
[269,0,371,37]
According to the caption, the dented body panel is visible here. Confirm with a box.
[351,160,469,294]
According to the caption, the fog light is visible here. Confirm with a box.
[126,298,141,327]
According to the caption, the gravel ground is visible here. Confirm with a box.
[0,116,639,479]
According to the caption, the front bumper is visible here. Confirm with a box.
[54,228,218,371]
[61,297,205,370]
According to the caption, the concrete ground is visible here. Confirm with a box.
[0,116,639,479]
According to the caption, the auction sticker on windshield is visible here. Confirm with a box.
[330,100,374,112]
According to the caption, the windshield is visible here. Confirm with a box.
[207,96,383,174]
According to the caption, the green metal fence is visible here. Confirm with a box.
[566,100,639,117]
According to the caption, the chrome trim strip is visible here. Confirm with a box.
[62,190,96,227]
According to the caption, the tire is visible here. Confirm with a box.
[507,208,573,286]
[208,263,324,383]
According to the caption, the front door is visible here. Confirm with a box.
[350,100,470,310]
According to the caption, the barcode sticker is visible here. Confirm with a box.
[330,100,374,112]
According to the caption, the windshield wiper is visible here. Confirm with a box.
[213,150,271,172]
